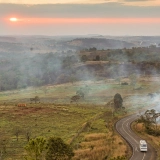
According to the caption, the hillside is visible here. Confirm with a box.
[66,38,135,49]
[0,36,160,54]
[0,35,160,91]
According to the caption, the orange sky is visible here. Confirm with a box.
[8,17,160,24]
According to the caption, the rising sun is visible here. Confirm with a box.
[10,17,18,22]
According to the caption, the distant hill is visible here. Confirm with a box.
[66,38,135,50]
[0,36,160,54]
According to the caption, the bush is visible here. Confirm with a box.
[45,137,74,160]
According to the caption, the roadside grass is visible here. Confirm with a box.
[73,132,128,160]
[132,122,160,160]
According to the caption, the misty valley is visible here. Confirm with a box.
[0,36,160,160]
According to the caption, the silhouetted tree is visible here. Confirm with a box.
[24,137,46,160]
[45,137,74,160]
[114,93,123,110]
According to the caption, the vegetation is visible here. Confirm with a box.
[0,43,160,159]
[24,137,46,160]
[1,46,160,91]
[110,156,127,160]
[114,93,123,110]
[132,108,160,160]
[0,78,159,159]
[45,137,74,160]
[136,109,160,136]
[24,136,74,160]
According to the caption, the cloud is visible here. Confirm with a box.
[0,3,160,19]
[120,0,160,6]
[0,0,116,4]
[0,0,160,6]
[123,0,153,1]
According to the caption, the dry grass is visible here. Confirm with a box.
[73,132,128,160]
[84,133,107,141]
[135,123,145,132]
[74,146,109,160]
[0,77,160,159]
[111,135,128,158]
[73,133,109,160]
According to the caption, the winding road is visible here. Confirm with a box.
[116,114,157,160]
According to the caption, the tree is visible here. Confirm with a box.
[76,89,85,98]
[70,95,81,104]
[89,47,97,51]
[81,55,88,62]
[137,110,160,136]
[24,128,32,142]
[114,93,123,110]
[45,137,74,160]
[30,96,40,103]
[76,86,90,98]
[95,55,100,61]
[13,126,22,141]
[24,137,46,160]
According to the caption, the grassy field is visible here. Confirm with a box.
[0,78,160,159]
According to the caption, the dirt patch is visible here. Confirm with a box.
[11,106,57,117]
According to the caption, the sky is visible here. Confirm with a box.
[0,0,160,36]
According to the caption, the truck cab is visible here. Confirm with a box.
[139,140,147,152]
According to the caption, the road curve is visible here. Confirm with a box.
[115,114,157,160]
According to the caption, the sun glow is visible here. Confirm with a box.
[10,18,18,22]
[7,17,160,24]
[15,18,160,24]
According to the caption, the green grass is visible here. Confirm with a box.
[0,79,160,159]
[0,103,106,159]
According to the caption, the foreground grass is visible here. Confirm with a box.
[0,103,106,159]
[0,78,160,159]
[0,101,130,160]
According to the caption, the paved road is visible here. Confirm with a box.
[116,114,157,160]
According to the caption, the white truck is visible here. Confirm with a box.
[139,140,147,152]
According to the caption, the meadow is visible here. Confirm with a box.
[0,77,160,159]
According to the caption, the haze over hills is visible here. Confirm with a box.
[0,35,160,54]
[0,35,160,91]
